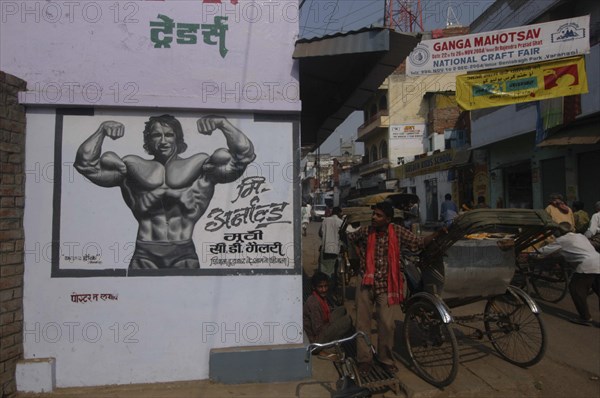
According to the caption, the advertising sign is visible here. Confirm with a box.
[456,56,588,110]
[403,149,457,178]
[407,15,590,76]
[53,110,295,277]
[389,124,425,165]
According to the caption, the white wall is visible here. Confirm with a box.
[23,108,302,387]
[0,1,300,111]
[5,0,303,388]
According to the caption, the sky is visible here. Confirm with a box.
[300,0,496,155]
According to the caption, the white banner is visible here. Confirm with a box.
[407,15,590,76]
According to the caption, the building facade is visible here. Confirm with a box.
[355,27,472,224]
[470,0,600,214]
[1,1,303,392]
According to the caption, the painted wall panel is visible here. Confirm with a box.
[54,110,294,275]
[23,108,302,387]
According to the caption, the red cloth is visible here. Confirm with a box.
[363,224,403,305]
[552,202,570,215]
[312,291,330,323]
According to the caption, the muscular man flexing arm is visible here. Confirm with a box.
[74,115,256,269]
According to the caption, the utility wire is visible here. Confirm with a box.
[301,7,384,37]
[323,0,341,35]
[300,0,384,36]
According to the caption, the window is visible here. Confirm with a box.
[444,129,466,149]
[370,145,378,162]
[379,140,388,159]
[378,95,387,111]
[370,103,377,118]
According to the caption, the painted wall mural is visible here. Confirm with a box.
[54,111,295,276]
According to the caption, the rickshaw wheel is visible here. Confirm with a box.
[530,262,569,303]
[403,300,458,388]
[484,292,546,367]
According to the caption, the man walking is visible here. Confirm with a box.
[319,207,344,280]
[440,193,458,227]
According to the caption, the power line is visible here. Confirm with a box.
[339,0,355,32]
[324,0,341,34]
[300,0,385,37]
[301,7,384,37]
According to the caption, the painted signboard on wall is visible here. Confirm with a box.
[0,0,299,111]
[407,15,590,76]
[389,124,426,165]
[54,110,295,276]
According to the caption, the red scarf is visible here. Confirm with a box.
[312,291,330,323]
[552,201,570,215]
[363,224,403,305]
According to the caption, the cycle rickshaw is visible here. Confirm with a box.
[339,207,560,388]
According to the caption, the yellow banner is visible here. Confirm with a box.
[456,56,588,110]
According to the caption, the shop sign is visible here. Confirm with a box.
[404,149,456,177]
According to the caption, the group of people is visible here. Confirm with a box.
[303,192,600,378]
[303,201,446,375]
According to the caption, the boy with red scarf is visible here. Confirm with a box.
[303,272,353,344]
[347,201,443,375]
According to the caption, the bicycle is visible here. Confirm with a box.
[514,251,571,303]
[305,331,373,398]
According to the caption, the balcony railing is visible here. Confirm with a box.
[359,158,389,176]
[357,110,389,141]
[357,172,387,189]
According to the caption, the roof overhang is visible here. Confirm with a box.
[294,28,421,157]
[537,120,600,147]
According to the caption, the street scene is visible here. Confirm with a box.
[15,219,598,398]
[1,0,599,397]
[301,215,600,398]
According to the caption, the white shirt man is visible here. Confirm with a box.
[318,207,344,278]
[537,222,600,325]
[319,207,344,255]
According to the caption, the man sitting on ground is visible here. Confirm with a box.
[303,272,353,344]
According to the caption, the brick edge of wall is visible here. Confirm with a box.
[0,70,27,398]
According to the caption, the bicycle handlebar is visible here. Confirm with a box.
[304,331,371,363]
